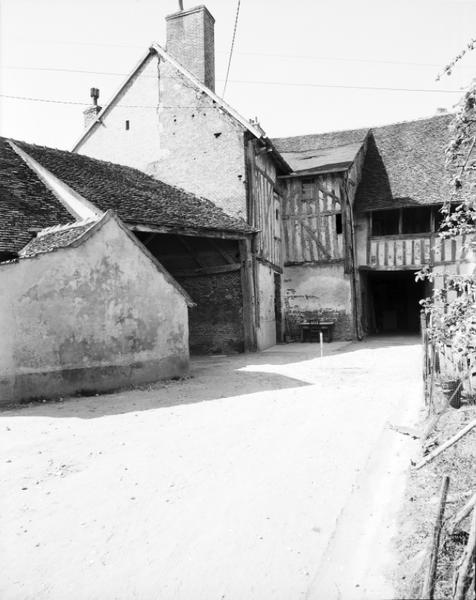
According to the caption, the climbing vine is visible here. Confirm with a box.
[419,40,476,362]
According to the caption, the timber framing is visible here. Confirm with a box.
[129,223,253,241]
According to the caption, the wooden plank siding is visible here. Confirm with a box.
[367,234,467,269]
[282,173,344,264]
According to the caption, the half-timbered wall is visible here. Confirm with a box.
[281,172,354,341]
[246,139,282,268]
[282,173,344,265]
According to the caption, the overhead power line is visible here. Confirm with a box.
[222,0,241,98]
[0,79,463,110]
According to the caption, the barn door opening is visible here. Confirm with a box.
[274,272,282,343]
[363,270,426,334]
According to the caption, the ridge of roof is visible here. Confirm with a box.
[9,140,102,221]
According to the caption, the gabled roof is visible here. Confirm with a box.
[1,136,253,253]
[273,114,457,210]
[71,43,290,173]
[17,211,194,306]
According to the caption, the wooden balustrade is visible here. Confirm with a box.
[367,234,467,269]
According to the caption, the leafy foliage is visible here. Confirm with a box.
[420,45,476,362]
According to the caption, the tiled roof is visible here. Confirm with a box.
[16,140,253,234]
[0,138,72,253]
[356,114,454,211]
[18,220,96,258]
[0,137,253,253]
[273,115,457,211]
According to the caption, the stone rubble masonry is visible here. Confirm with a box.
[177,270,244,355]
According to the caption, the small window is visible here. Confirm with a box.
[276,209,279,220]
[125,120,130,130]
[401,207,432,234]
[371,209,399,236]
[335,213,343,235]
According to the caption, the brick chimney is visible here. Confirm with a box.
[83,87,101,129]
[166,5,215,92]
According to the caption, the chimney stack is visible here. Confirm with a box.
[83,87,101,129]
[166,5,215,92]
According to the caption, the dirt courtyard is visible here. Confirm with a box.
[1,336,422,600]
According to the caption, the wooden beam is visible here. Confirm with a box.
[239,238,257,352]
[129,223,250,241]
[256,255,283,274]
[302,223,331,261]
[174,263,241,277]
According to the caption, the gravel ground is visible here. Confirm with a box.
[1,336,422,600]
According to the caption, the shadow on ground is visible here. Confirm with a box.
[0,335,420,420]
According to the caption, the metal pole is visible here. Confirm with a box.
[320,331,323,357]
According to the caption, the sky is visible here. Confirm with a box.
[1,0,476,150]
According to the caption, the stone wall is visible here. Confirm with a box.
[0,216,189,404]
[177,270,244,354]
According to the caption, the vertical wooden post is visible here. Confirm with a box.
[239,237,257,352]
[422,475,450,600]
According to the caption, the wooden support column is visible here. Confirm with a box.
[239,237,257,352]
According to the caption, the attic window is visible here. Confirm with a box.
[125,120,130,131]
